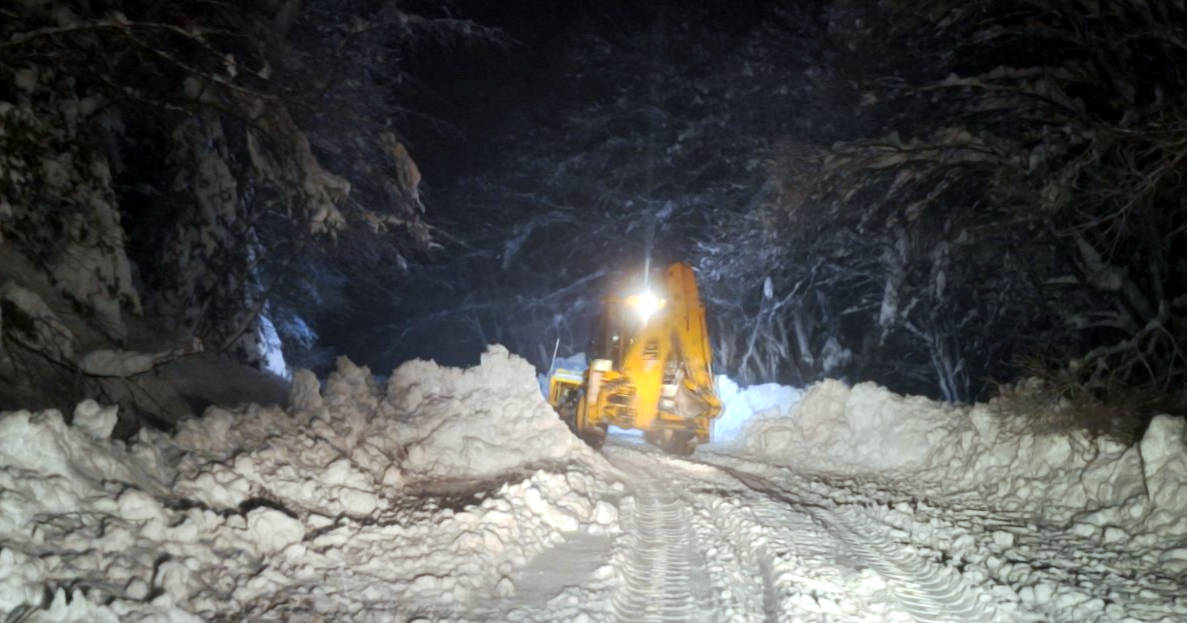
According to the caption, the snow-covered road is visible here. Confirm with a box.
[2,347,1185,622]
[600,441,997,623]
[494,438,1185,622]
[609,449,712,623]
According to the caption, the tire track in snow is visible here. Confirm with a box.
[629,447,893,621]
[744,499,865,621]
[677,458,896,622]
[706,460,999,623]
[819,507,997,623]
[609,455,711,623]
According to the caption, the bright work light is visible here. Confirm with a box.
[625,289,665,322]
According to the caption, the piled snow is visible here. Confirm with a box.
[743,379,948,472]
[740,379,1187,534]
[0,345,621,622]
[1131,415,1187,536]
[712,374,802,444]
[389,347,588,481]
[716,379,1187,622]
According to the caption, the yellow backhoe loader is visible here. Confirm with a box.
[547,262,721,455]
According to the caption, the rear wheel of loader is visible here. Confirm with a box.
[564,392,605,450]
[664,431,696,456]
[647,429,697,456]
[579,424,607,450]
[557,390,581,434]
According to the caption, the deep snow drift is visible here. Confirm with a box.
[740,379,1187,535]
[0,346,622,622]
[730,379,1187,621]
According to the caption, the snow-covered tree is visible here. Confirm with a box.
[752,0,1187,411]
[0,0,495,421]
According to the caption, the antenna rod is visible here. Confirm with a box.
[548,336,561,377]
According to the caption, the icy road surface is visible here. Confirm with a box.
[2,347,1186,622]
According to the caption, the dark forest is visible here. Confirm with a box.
[2,0,1184,436]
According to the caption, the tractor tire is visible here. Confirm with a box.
[663,431,697,457]
[557,391,580,434]
[579,424,607,450]
[646,429,697,456]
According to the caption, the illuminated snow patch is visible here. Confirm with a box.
[257,312,288,379]
[711,375,802,444]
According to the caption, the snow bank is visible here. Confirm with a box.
[743,379,949,472]
[169,345,598,514]
[741,379,1187,533]
[390,346,588,481]
[712,375,802,444]
[0,345,621,621]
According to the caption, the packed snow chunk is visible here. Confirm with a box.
[592,500,618,525]
[246,507,305,553]
[1139,415,1187,533]
[320,458,379,515]
[323,355,382,416]
[992,530,1015,548]
[173,406,240,454]
[118,487,165,522]
[712,375,802,444]
[518,483,580,533]
[389,345,593,481]
[72,399,118,439]
[0,548,44,614]
[0,407,149,490]
[0,410,72,476]
[289,368,324,412]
